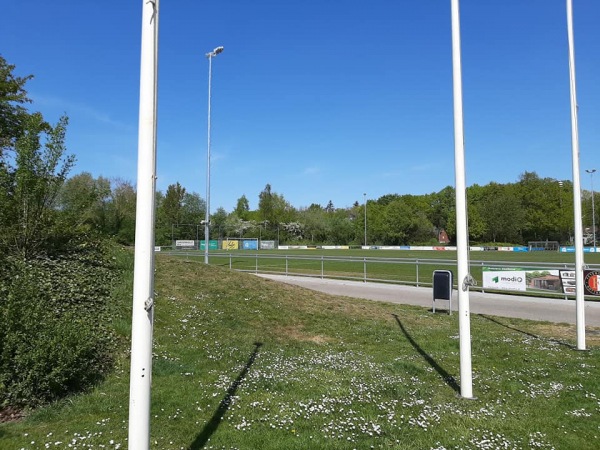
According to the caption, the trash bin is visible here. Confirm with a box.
[432,270,453,314]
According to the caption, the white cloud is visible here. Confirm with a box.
[302,166,320,175]
[31,93,132,130]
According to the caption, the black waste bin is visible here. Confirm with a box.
[432,270,453,314]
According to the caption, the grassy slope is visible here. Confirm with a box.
[1,253,599,449]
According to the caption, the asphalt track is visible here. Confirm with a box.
[256,274,600,327]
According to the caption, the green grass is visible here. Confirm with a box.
[1,253,599,449]
[171,248,600,296]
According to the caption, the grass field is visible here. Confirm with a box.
[1,253,599,449]
[170,248,600,297]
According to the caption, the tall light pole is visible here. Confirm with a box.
[587,169,596,249]
[363,193,367,247]
[204,46,224,264]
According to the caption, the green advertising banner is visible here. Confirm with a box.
[199,240,219,250]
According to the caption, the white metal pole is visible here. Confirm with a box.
[204,55,213,265]
[566,0,586,351]
[364,193,367,247]
[593,173,596,250]
[587,169,597,249]
[450,0,474,399]
[128,0,159,448]
[204,47,223,264]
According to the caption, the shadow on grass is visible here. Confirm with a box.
[189,342,263,450]
[478,314,576,350]
[392,314,460,394]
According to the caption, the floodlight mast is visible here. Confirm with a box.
[204,46,224,264]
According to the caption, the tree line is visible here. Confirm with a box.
[58,172,593,247]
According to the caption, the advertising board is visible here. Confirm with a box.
[175,240,195,248]
[584,270,600,296]
[482,267,562,293]
[223,240,239,250]
[243,240,258,250]
[260,240,276,250]
[199,240,219,250]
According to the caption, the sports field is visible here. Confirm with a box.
[168,248,600,297]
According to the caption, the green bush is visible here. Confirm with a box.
[0,242,119,408]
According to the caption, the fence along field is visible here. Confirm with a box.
[164,247,600,300]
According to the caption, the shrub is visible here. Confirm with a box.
[0,241,119,408]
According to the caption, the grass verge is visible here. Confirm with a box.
[1,254,599,449]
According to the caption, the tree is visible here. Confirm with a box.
[258,183,295,225]
[480,183,523,243]
[0,114,75,258]
[0,55,41,153]
[298,205,327,243]
[258,184,274,222]
[211,207,228,239]
[382,199,414,245]
[325,209,354,244]
[517,172,563,242]
[154,183,187,244]
[427,186,455,233]
[161,182,186,226]
[234,195,250,220]
[108,179,137,244]
[180,192,205,226]
[57,172,111,232]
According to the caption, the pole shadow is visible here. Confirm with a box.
[392,314,460,394]
[189,342,263,450]
[478,314,576,350]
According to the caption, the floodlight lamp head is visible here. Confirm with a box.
[586,169,597,174]
[206,46,224,58]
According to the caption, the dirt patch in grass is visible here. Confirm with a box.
[0,406,24,423]
[529,323,600,348]
[273,324,335,344]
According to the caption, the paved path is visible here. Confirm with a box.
[256,274,600,327]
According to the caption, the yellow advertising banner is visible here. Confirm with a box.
[223,240,239,250]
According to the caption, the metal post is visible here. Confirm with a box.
[363,257,367,282]
[416,259,420,287]
[128,0,159,447]
[321,256,324,279]
[364,193,367,247]
[587,169,597,249]
[204,46,224,265]
[566,0,586,351]
[451,0,474,399]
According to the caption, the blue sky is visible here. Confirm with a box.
[2,1,599,212]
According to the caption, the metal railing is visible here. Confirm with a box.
[163,250,600,300]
